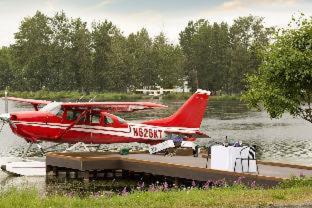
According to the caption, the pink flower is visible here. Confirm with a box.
[121,187,128,196]
[191,180,196,187]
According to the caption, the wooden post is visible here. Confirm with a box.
[74,171,78,179]
[93,170,98,179]
[65,170,70,179]
[129,171,134,179]
[45,165,52,181]
[122,170,128,178]
[174,177,179,187]
[83,171,90,183]
[52,166,58,177]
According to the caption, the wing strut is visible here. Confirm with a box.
[55,109,89,140]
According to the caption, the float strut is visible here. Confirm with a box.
[22,142,33,158]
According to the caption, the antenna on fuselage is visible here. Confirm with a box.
[88,95,96,102]
[76,95,84,102]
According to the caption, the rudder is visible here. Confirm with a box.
[143,89,210,128]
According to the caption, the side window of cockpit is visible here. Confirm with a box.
[66,110,82,121]
[117,116,125,124]
[56,108,64,118]
[75,112,81,120]
[66,110,75,120]
[91,113,100,124]
[104,116,114,125]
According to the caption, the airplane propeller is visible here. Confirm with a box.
[0,113,8,133]
[0,90,16,130]
[0,113,16,129]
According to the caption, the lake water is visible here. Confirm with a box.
[0,98,311,190]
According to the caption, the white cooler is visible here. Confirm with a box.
[210,145,257,173]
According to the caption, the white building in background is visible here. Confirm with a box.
[174,81,191,93]
[136,81,191,96]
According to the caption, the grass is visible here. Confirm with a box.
[210,94,241,101]
[0,177,311,208]
[0,186,312,208]
[162,92,193,100]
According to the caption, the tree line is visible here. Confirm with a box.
[0,11,274,94]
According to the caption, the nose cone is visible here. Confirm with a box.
[0,113,16,129]
[0,113,10,122]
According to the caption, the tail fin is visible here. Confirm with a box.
[143,89,210,128]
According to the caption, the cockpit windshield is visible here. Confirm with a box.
[116,116,126,123]
[39,102,62,115]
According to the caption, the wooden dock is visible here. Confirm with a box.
[46,152,312,187]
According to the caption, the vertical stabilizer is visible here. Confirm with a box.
[143,89,210,128]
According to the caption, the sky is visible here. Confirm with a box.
[0,0,311,46]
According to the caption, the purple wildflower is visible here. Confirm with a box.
[121,187,128,196]
[233,176,245,185]
[163,181,169,191]
[93,191,101,198]
[67,191,74,197]
[215,179,226,187]
[203,182,209,189]
[137,181,145,190]
[191,180,196,188]
[250,181,257,188]
[148,184,156,192]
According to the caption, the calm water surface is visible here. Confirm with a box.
[0,98,311,190]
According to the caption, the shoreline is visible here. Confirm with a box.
[0,90,241,101]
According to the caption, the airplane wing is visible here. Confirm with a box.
[2,97,51,111]
[2,97,167,112]
[3,97,51,105]
[61,102,167,112]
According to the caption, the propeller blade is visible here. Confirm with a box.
[0,113,16,128]
[0,113,10,122]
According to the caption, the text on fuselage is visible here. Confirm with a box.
[133,127,163,139]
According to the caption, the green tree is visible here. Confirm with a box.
[0,47,14,89]
[153,33,184,88]
[106,33,132,92]
[12,11,52,90]
[127,29,154,88]
[228,15,274,94]
[49,11,72,91]
[91,20,118,91]
[69,18,92,92]
[180,20,231,92]
[179,19,205,91]
[243,16,312,123]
